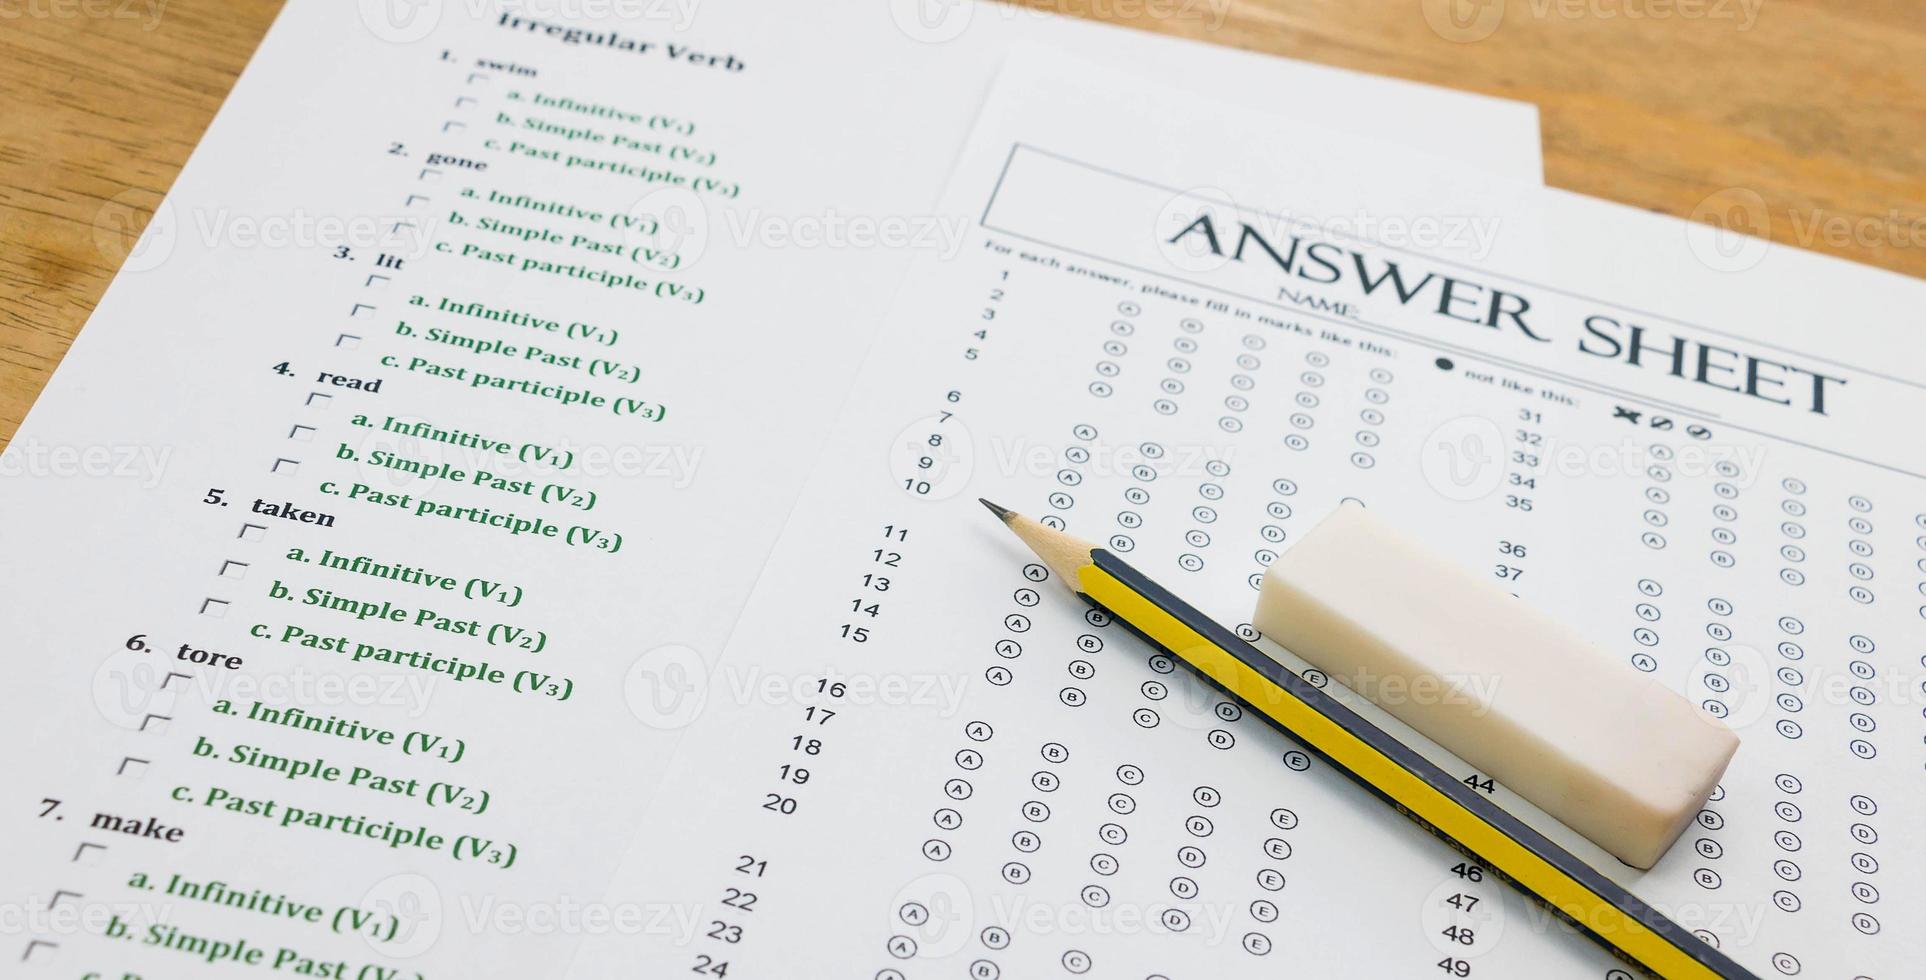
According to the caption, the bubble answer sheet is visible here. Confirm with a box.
[0,1,1552,977]
[570,51,1926,980]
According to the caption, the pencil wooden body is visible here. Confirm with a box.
[1074,549,1756,980]
[978,502,1755,980]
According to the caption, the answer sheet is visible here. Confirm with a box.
[576,54,1926,980]
[0,1,1546,977]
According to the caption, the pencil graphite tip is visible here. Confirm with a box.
[978,498,1014,522]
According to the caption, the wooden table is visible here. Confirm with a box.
[2,0,1921,447]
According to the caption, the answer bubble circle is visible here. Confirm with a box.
[1693,643,1772,731]
[360,872,443,957]
[1418,415,1506,501]
[623,643,709,729]
[358,0,443,44]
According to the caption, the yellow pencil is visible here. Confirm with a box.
[982,499,1756,980]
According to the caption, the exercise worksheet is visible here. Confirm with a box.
[579,54,1926,980]
[0,2,1547,977]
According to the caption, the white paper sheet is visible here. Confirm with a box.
[0,2,1543,977]
[576,52,1924,980]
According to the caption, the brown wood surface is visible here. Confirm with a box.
[2,0,1921,449]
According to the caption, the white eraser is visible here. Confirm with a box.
[1254,503,1738,869]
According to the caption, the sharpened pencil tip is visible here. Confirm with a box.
[978,498,1014,522]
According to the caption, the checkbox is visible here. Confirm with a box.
[337,333,362,349]
[139,714,171,734]
[288,425,315,442]
[219,559,250,578]
[116,757,149,778]
[364,274,390,289]
[467,72,490,84]
[307,392,332,409]
[405,194,431,208]
[271,458,299,476]
[419,168,443,183]
[47,890,81,911]
[239,523,267,542]
[455,96,477,108]
[22,938,58,963]
[200,598,229,618]
[72,841,108,864]
[349,303,376,317]
[442,120,466,133]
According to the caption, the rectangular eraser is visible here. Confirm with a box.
[1254,503,1738,869]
